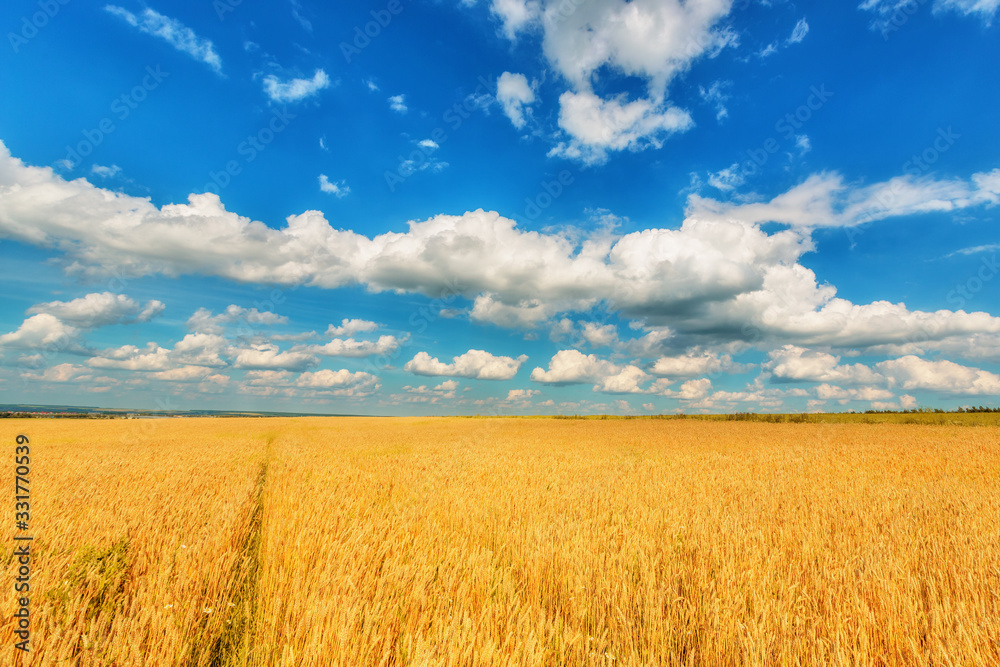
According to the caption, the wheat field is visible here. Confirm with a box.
[1,417,998,666]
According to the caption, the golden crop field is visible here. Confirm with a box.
[1,417,999,666]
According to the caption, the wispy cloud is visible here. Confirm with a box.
[105,6,222,74]
[788,18,810,44]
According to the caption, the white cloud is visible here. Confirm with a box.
[105,6,222,73]
[489,0,541,38]
[580,322,619,347]
[304,335,405,358]
[21,363,92,383]
[669,378,712,400]
[3,142,1000,358]
[877,355,1000,395]
[651,350,732,378]
[388,94,408,113]
[795,135,812,156]
[319,175,350,197]
[814,384,895,402]
[396,380,460,402]
[0,314,79,350]
[295,369,379,395]
[232,344,318,371]
[549,91,693,165]
[91,164,122,179]
[262,69,330,103]
[506,388,540,400]
[597,365,661,394]
[788,18,809,44]
[497,72,536,129]
[707,163,745,191]
[486,0,737,162]
[148,365,214,382]
[187,305,286,335]
[530,349,618,384]
[405,349,528,380]
[29,292,164,328]
[89,333,229,371]
[326,319,379,337]
[765,345,882,384]
[934,0,1000,22]
[470,294,563,328]
[89,342,171,371]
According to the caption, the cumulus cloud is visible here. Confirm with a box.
[326,319,379,337]
[404,349,528,380]
[20,363,92,383]
[506,388,540,400]
[0,315,80,350]
[765,345,882,384]
[28,292,164,328]
[814,384,895,402]
[530,349,618,384]
[651,350,733,378]
[296,369,379,395]
[232,344,318,371]
[396,380,460,402]
[2,142,1000,359]
[877,355,1000,395]
[261,69,330,103]
[187,305,286,335]
[668,378,712,400]
[303,335,405,358]
[148,365,215,382]
[529,349,671,394]
[484,0,737,162]
[105,6,222,73]
[549,91,693,165]
[497,72,536,129]
[89,333,230,371]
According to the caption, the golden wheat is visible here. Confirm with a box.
[2,417,998,666]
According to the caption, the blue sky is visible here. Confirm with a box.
[1,0,999,415]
